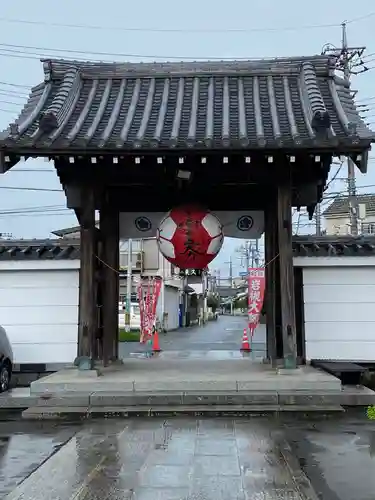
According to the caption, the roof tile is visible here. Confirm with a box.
[0,56,373,154]
[323,194,375,217]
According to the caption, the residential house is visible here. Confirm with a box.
[323,194,375,235]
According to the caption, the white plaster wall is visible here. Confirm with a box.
[156,285,180,331]
[0,268,79,365]
[302,266,375,361]
[324,216,351,235]
[164,286,180,330]
[324,214,375,235]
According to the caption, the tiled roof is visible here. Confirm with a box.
[1,236,375,260]
[293,235,375,256]
[323,194,375,217]
[0,239,80,260]
[0,56,373,158]
[52,222,99,237]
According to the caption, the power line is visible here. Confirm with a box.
[0,204,66,213]
[0,80,30,89]
[0,186,62,192]
[0,11,373,33]
[0,45,353,64]
[0,17,350,34]
[0,211,74,219]
[5,169,56,172]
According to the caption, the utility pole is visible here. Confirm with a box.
[342,22,359,236]
[315,203,322,235]
[224,257,233,287]
[323,22,366,236]
[254,239,260,266]
[236,240,251,271]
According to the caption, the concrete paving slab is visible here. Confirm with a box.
[21,404,344,420]
[22,406,90,420]
[134,379,238,392]
[90,392,185,407]
[0,388,38,408]
[340,385,375,405]
[6,417,314,499]
[34,394,91,407]
[182,391,279,405]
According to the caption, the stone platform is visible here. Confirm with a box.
[0,356,373,419]
[29,357,341,394]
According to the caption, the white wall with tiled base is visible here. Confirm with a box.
[0,260,79,366]
[294,256,375,362]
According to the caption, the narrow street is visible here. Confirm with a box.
[119,315,266,359]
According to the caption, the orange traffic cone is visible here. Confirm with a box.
[152,330,162,352]
[240,328,251,352]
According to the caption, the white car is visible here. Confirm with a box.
[0,326,13,392]
[118,302,141,330]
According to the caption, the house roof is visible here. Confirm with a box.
[0,239,80,260]
[0,55,373,168]
[52,222,99,237]
[323,194,375,217]
[293,235,375,256]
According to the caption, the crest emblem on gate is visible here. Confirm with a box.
[237,215,253,231]
[135,216,152,232]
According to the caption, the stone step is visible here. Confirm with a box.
[22,404,345,420]
[2,386,375,410]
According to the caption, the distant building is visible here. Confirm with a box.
[323,194,375,235]
[52,223,183,329]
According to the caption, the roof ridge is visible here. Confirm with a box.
[41,55,336,80]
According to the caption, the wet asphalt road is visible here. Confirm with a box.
[1,414,375,499]
[119,315,266,358]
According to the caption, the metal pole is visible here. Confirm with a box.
[159,254,165,331]
[125,238,132,332]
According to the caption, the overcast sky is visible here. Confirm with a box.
[0,0,374,277]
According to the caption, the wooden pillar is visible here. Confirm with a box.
[277,183,297,368]
[100,205,119,365]
[264,201,277,365]
[77,189,96,365]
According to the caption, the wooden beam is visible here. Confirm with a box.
[277,182,297,368]
[100,205,119,364]
[77,188,96,364]
[264,200,278,365]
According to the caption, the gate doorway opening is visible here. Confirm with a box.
[0,56,373,373]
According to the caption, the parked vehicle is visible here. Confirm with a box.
[0,326,13,392]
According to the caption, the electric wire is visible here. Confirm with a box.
[0,16,359,34]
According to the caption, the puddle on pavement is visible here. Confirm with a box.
[287,418,375,500]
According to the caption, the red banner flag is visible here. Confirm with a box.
[138,277,162,343]
[248,268,265,336]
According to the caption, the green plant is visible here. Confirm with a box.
[235,296,247,309]
[207,294,219,312]
[118,329,140,342]
[367,405,375,420]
